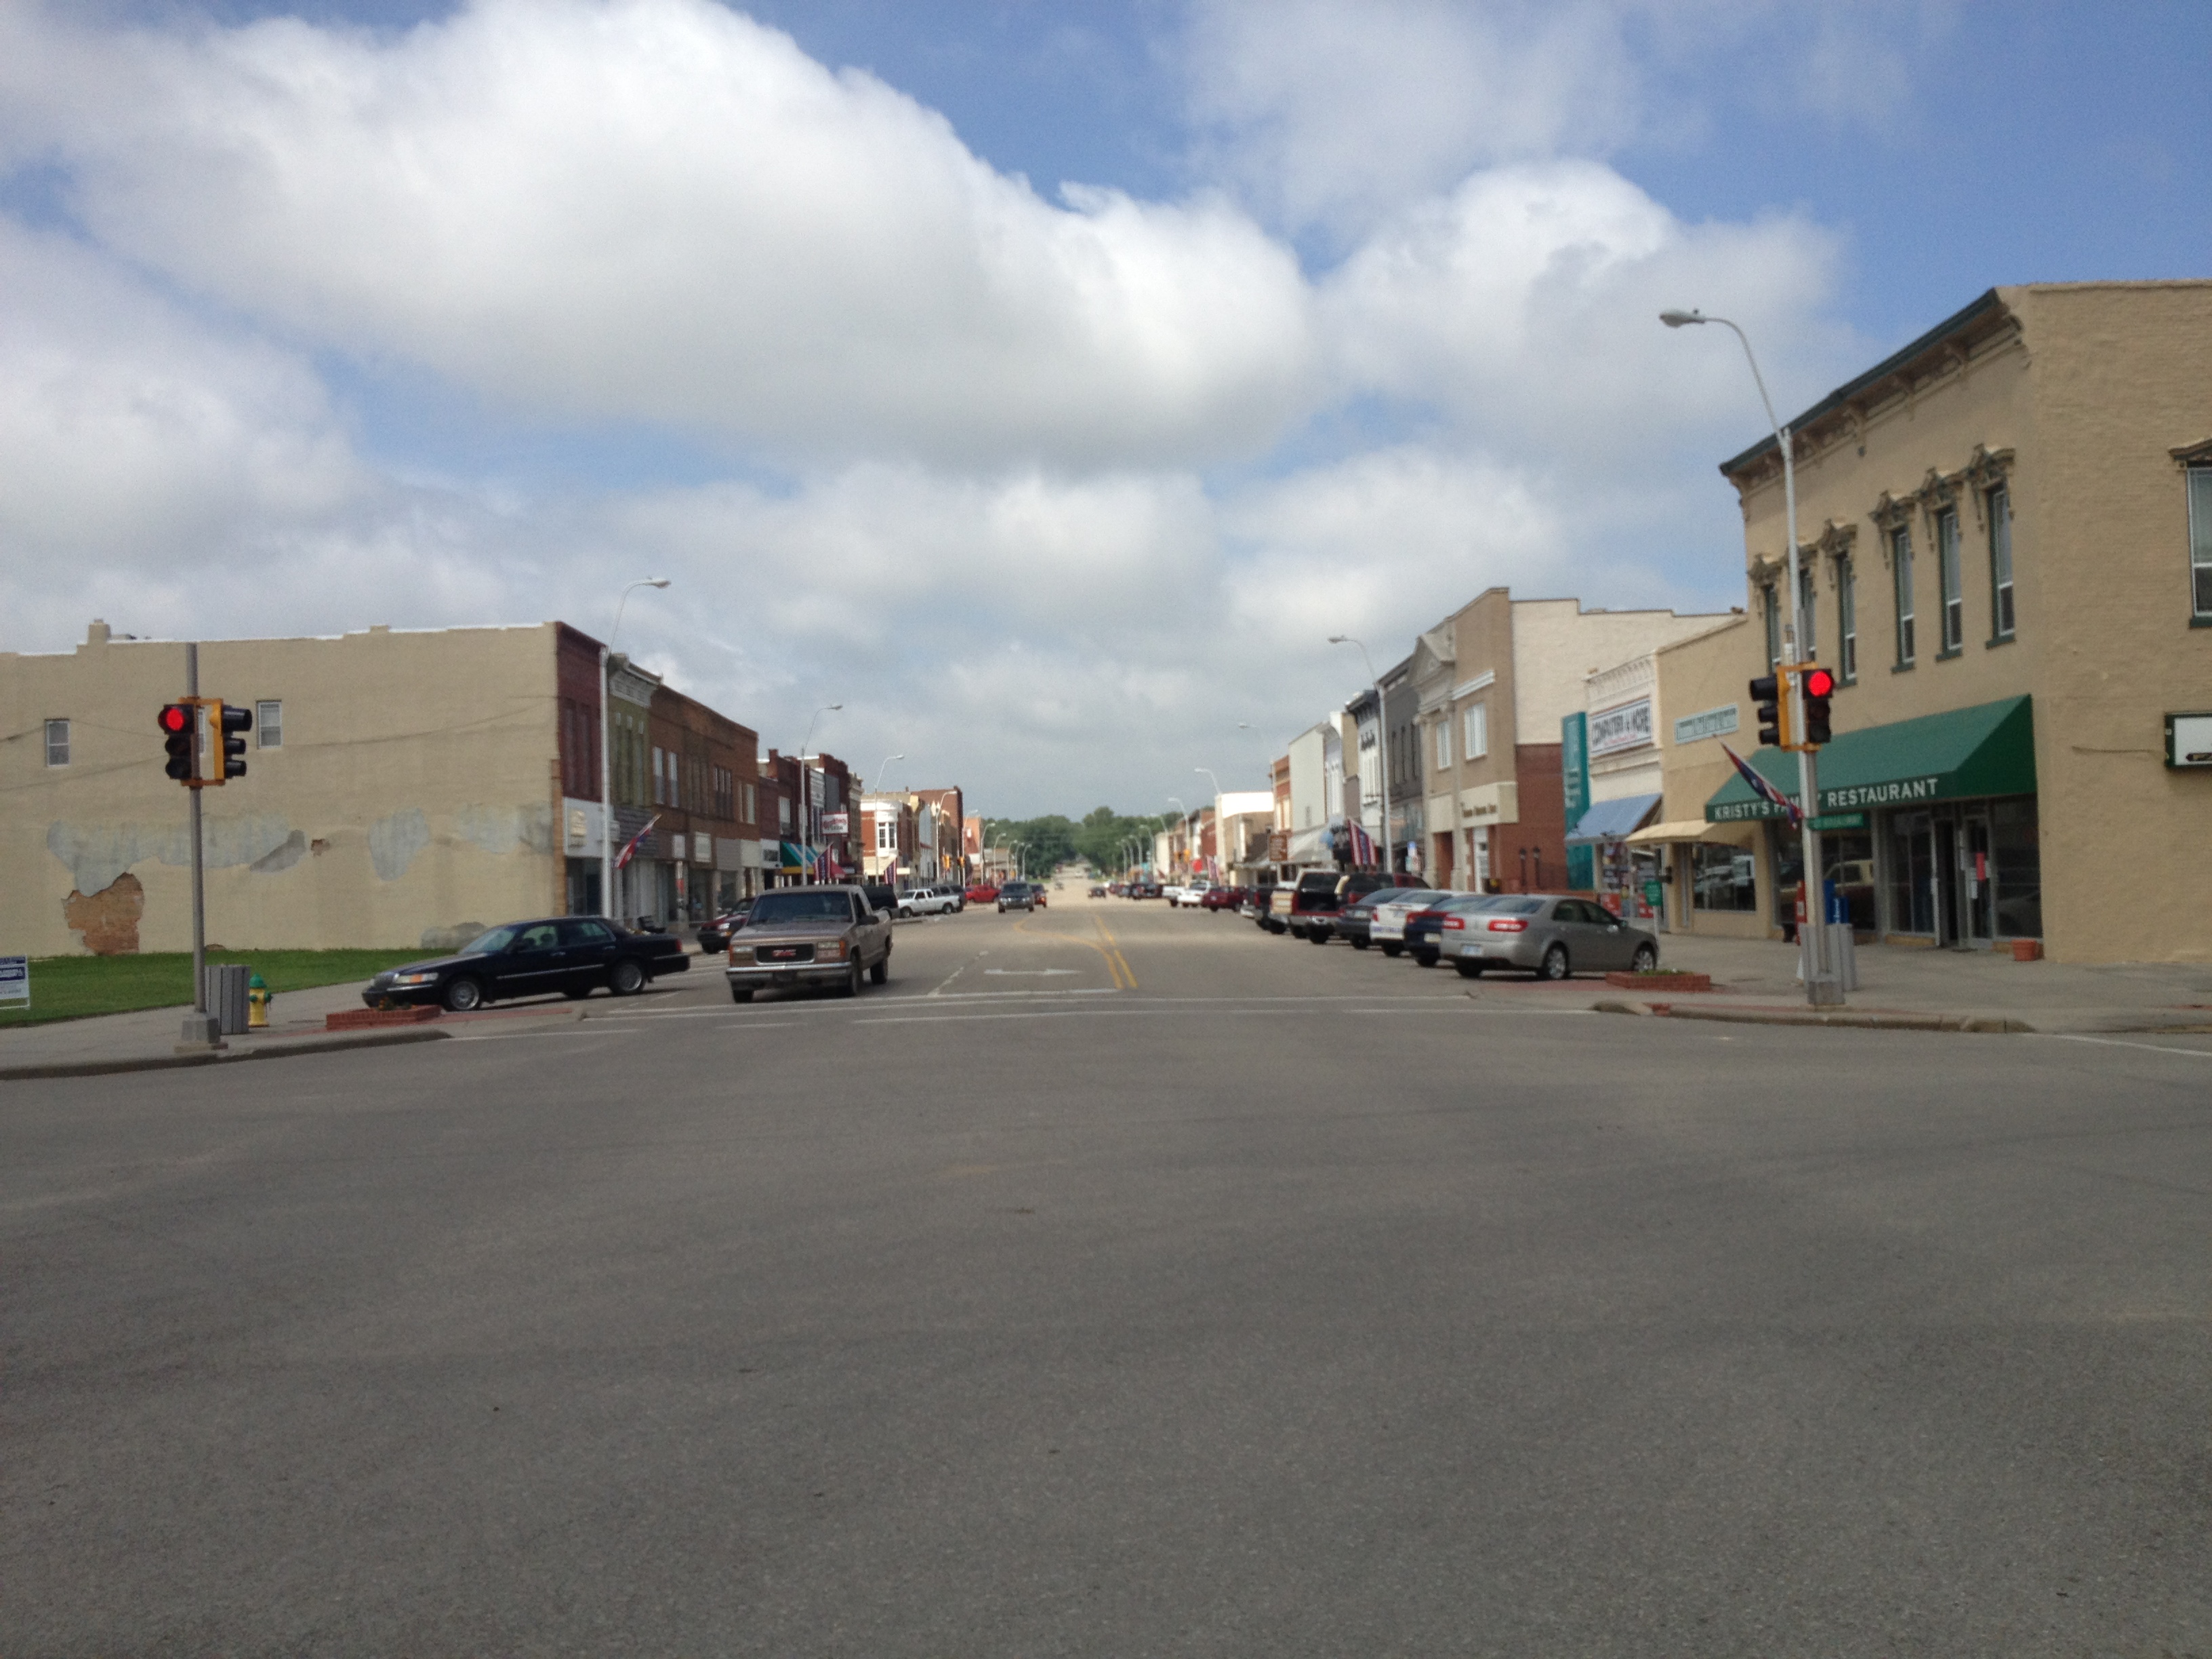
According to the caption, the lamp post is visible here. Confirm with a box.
[1193,767,1223,880]
[601,577,670,921]
[798,703,840,883]
[1328,636,1390,876]
[1661,308,1839,1006]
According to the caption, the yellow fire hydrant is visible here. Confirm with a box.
[247,970,272,1029]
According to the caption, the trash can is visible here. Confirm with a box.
[204,963,250,1036]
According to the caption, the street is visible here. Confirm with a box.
[5,895,2210,1655]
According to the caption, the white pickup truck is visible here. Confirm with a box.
[1170,880,1214,909]
[895,887,962,918]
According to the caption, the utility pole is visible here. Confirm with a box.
[178,642,220,1051]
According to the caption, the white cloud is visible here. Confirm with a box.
[2,0,1317,468]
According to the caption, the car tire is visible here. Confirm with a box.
[1454,959,1485,979]
[898,907,913,920]
[1631,942,1658,972]
[842,960,863,998]
[610,960,647,996]
[869,955,888,985]
[1351,937,1370,951]
[1412,949,1439,968]
[730,986,754,1004]
[442,977,485,1012]
[1307,928,1330,945]
[1380,942,1403,958]
[1539,943,1571,981]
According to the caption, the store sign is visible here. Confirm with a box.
[2166,711,2212,768]
[1711,776,1944,821]
[1673,703,1740,745]
[1589,697,1654,757]
[1808,813,1867,832]
[0,956,27,1008]
[821,811,850,835]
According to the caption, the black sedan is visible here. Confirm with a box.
[363,917,688,1012]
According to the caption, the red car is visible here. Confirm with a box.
[964,883,1000,905]
[1201,886,1243,911]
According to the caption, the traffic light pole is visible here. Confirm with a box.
[180,642,222,1050]
[1779,432,1843,1008]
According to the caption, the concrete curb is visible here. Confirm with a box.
[1,1027,452,1082]
[1593,999,2034,1033]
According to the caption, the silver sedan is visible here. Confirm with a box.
[1441,894,1658,980]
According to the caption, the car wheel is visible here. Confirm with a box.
[1412,949,1439,968]
[610,959,647,996]
[1307,928,1330,945]
[442,976,484,1012]
[1631,942,1658,972]
[730,986,754,1004]
[1351,937,1370,950]
[869,955,888,985]
[842,960,863,998]
[1454,959,1485,979]
[1539,943,1571,981]
[897,906,912,920]
[1380,942,1403,958]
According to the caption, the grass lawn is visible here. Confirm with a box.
[0,950,427,1028]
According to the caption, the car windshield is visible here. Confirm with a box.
[460,924,521,954]
[750,891,855,924]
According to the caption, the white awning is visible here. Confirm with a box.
[1625,818,1739,845]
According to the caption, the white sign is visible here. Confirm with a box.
[0,956,26,1007]
[1673,703,1740,745]
[1589,697,1654,757]
[821,811,850,835]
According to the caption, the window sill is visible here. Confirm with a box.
[1891,661,1916,674]
[1985,633,2015,649]
[1934,647,1964,662]
[2191,615,2212,630]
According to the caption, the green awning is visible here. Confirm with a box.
[1706,695,2035,822]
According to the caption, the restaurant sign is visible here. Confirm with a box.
[1709,775,1948,821]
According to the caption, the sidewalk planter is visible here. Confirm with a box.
[2011,940,2044,962]
[1603,970,1713,993]
[326,1006,443,1031]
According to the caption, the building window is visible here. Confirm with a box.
[743,781,756,824]
[43,718,69,767]
[1761,583,1781,666]
[1936,505,1963,653]
[1797,564,1817,661]
[652,747,667,806]
[1462,701,1488,760]
[257,700,283,748]
[1434,720,1450,770]
[876,817,896,854]
[2188,467,2212,619]
[1690,842,1757,912]
[1837,556,1858,682]
[1891,526,1915,665]
[1987,485,2015,640]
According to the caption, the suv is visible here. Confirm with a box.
[998,881,1040,912]
[724,885,893,1000]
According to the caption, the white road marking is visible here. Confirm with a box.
[983,968,1080,977]
[2043,1033,2212,1061]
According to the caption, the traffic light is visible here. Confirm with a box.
[213,699,251,782]
[1749,673,1788,748]
[159,702,197,782]
[1801,666,1835,746]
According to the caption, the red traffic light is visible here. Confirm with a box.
[159,703,192,734]
[1803,667,1835,699]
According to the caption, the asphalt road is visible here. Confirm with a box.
[5,895,2210,1655]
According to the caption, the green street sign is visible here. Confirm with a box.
[1808,812,1867,832]
[1641,879,1664,907]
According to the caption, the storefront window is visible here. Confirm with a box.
[1889,812,1936,935]
[1769,825,1803,929]
[1692,842,1757,912]
[1821,830,1877,933]
[1991,798,2041,938]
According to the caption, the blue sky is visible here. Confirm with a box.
[5,1,2207,813]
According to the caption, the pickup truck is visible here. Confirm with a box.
[725,885,893,1000]
[1268,871,1406,941]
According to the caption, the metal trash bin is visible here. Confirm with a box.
[205,963,250,1036]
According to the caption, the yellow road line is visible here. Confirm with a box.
[1012,916,1135,990]
[1090,913,1137,991]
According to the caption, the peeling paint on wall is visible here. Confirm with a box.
[62,872,146,955]
[251,830,308,874]
[47,814,296,895]
[367,807,431,881]
[453,803,555,857]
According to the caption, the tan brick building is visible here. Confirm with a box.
[1638,281,2212,962]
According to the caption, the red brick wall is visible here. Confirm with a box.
[1504,743,1568,893]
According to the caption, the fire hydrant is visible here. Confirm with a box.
[247,970,272,1029]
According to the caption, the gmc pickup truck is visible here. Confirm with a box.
[1268,871,1407,941]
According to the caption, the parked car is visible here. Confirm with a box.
[966,882,1000,905]
[1442,894,1660,980]
[1244,882,1277,924]
[1201,885,1243,911]
[998,881,1040,912]
[1368,889,1450,957]
[1089,885,1109,898]
[363,916,687,1012]
[695,900,755,954]
[1171,881,1213,909]
[897,886,961,918]
[724,884,893,1000]
[1129,882,1164,900]
[1327,887,1406,949]
[1404,894,1507,966]
[1273,870,1404,941]
[859,882,900,916]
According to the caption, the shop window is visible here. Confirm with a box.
[1690,842,1757,912]
[1891,526,1915,666]
[1837,556,1858,682]
[1936,506,1963,654]
[2190,466,2212,621]
[1462,701,1488,760]
[1991,799,2041,939]
[1986,484,2015,641]
[257,700,283,748]
[1888,812,1937,935]
[1820,830,1877,933]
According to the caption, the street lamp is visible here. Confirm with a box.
[1328,635,1390,878]
[1193,767,1223,880]
[601,577,670,921]
[799,703,841,883]
[1661,308,1839,1006]
[1010,839,1027,882]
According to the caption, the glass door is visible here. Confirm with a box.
[1889,812,1937,937]
[1959,811,1995,945]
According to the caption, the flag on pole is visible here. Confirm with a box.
[1346,817,1377,867]
[1719,743,1801,828]
[614,814,661,870]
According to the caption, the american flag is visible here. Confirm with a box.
[614,814,661,870]
[1346,817,1378,867]
[1720,743,1801,828]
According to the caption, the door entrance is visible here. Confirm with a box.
[1927,809,1995,948]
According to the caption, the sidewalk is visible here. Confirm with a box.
[1591,933,2212,1033]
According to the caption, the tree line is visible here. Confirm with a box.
[978,807,1176,874]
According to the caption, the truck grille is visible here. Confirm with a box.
[757,943,815,964]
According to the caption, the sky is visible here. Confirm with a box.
[2,1,2206,815]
